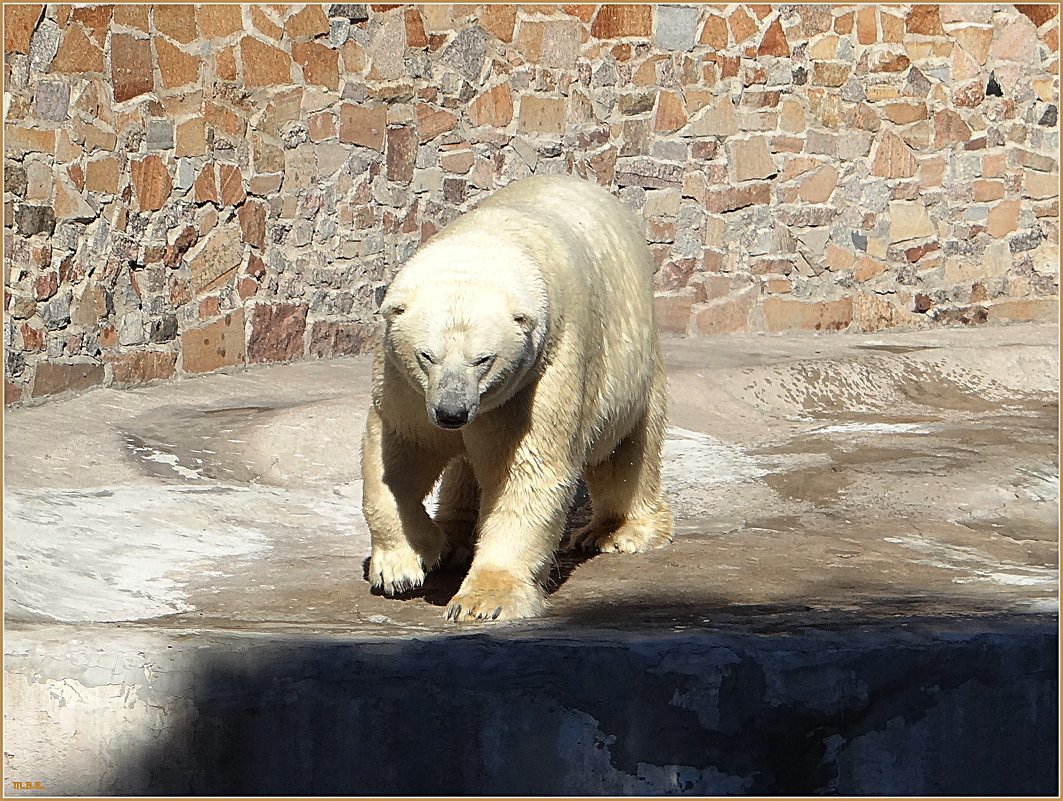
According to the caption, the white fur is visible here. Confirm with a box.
[361,175,673,621]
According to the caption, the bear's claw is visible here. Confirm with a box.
[368,546,429,596]
[444,570,545,622]
[571,519,673,554]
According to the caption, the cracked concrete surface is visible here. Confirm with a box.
[3,324,1059,794]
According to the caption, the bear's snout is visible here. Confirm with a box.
[433,402,470,429]
[430,370,478,429]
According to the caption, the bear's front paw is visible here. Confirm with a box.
[368,545,430,596]
[445,569,545,622]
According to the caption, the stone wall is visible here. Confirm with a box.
[3,3,1060,404]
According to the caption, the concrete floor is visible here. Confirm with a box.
[4,324,1059,794]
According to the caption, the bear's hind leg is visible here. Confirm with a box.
[434,457,480,567]
[571,365,673,554]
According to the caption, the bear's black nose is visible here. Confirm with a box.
[434,405,469,429]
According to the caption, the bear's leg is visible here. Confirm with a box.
[434,457,480,567]
[362,408,451,595]
[571,359,674,554]
[445,426,578,621]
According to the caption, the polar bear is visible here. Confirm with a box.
[361,174,672,621]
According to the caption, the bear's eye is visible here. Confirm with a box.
[472,354,495,368]
[418,350,436,364]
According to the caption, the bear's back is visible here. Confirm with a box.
[462,175,656,317]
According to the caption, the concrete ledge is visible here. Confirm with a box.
[5,618,1057,795]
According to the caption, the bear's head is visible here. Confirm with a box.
[379,236,548,430]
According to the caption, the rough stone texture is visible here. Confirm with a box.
[241,36,293,87]
[591,5,652,39]
[309,320,375,357]
[247,303,308,364]
[2,3,1059,403]
[340,104,386,150]
[107,351,178,387]
[110,34,152,102]
[4,5,43,54]
[3,329,1059,793]
[129,156,172,212]
[761,296,854,332]
[654,5,701,52]
[30,359,104,397]
[181,311,246,374]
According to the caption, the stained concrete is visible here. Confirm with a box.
[3,324,1059,795]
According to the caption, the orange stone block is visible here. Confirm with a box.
[182,310,246,374]
[108,351,178,387]
[114,5,150,33]
[153,5,197,44]
[693,290,756,335]
[5,5,43,54]
[416,105,458,142]
[130,155,172,211]
[932,109,972,148]
[251,6,283,39]
[285,5,331,39]
[110,34,152,100]
[85,156,119,194]
[987,199,1020,237]
[32,361,105,398]
[871,131,918,178]
[405,8,428,47]
[198,5,243,39]
[906,5,943,35]
[71,5,113,45]
[761,297,853,332]
[654,91,687,132]
[205,102,244,137]
[215,46,238,81]
[882,102,928,124]
[176,118,207,157]
[728,7,758,43]
[798,165,839,203]
[758,18,789,56]
[218,164,246,207]
[880,11,905,43]
[982,152,1006,178]
[156,36,200,89]
[562,5,597,23]
[824,243,855,271]
[468,83,514,128]
[856,6,877,44]
[1016,4,1058,27]
[195,164,220,205]
[292,41,339,89]
[6,125,56,157]
[517,95,566,135]
[973,180,1005,201]
[308,111,337,142]
[700,15,728,49]
[481,4,516,42]
[51,25,106,73]
[340,103,387,150]
[591,5,652,39]
[240,36,292,87]
[854,257,886,283]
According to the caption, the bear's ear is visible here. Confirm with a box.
[380,301,406,320]
[513,312,536,332]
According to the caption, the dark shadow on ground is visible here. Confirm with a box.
[113,591,1058,796]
